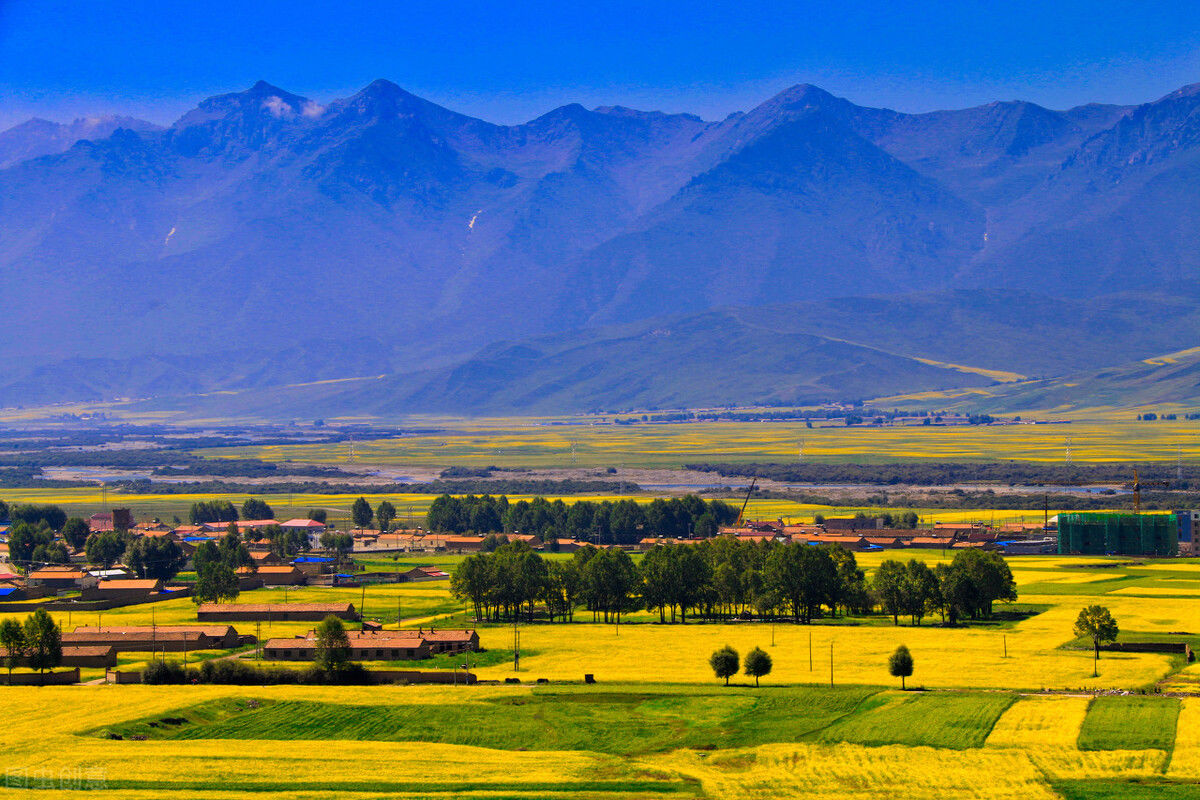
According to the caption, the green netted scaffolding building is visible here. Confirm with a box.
[1058,512,1179,557]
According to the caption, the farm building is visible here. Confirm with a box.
[1,645,116,668]
[197,602,358,622]
[262,628,477,662]
[65,625,245,652]
[255,565,307,586]
[399,565,450,582]
[81,578,162,602]
[263,632,432,661]
[1058,512,1179,556]
[292,557,336,577]
[26,568,90,590]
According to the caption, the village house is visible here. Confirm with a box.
[399,565,450,582]
[261,628,478,662]
[81,578,163,603]
[27,568,91,591]
[65,625,244,652]
[255,564,307,586]
[197,602,358,622]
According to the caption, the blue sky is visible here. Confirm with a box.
[2,0,1199,130]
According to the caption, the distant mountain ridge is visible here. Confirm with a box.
[0,79,1197,414]
[0,115,162,169]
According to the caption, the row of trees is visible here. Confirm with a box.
[872,550,1017,625]
[709,645,773,686]
[452,538,1020,625]
[0,609,62,678]
[428,494,740,545]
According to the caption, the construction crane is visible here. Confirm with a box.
[1123,468,1170,513]
[735,478,758,526]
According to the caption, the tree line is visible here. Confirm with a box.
[428,494,740,545]
[452,538,1018,625]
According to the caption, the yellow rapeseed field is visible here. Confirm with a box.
[4,552,1200,798]
[196,412,1200,467]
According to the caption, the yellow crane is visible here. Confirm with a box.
[735,478,758,526]
[1123,468,1170,513]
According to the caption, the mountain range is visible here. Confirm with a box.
[1,79,1198,416]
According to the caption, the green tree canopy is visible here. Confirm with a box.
[23,608,62,677]
[314,615,352,673]
[351,497,373,529]
[193,563,239,605]
[10,504,66,531]
[709,645,740,686]
[376,500,396,532]
[0,617,25,678]
[85,530,127,569]
[1074,605,1119,673]
[888,644,914,689]
[241,498,274,521]
[60,518,91,551]
[744,646,773,687]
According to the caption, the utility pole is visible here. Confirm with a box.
[829,640,834,688]
[1064,437,1072,465]
[809,630,813,671]
[513,616,520,672]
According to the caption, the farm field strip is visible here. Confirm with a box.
[18,685,1197,800]
[0,485,1071,527]
[1078,695,1181,751]
[194,416,1200,467]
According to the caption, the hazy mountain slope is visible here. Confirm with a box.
[0,115,162,169]
[2,80,1200,412]
[952,348,1200,412]
[90,287,1200,418]
[968,84,1200,293]
[857,100,1131,205]
[566,87,986,325]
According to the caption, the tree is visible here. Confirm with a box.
[9,504,66,531]
[60,518,90,551]
[85,530,126,568]
[189,500,238,524]
[193,563,239,604]
[710,645,739,686]
[241,498,274,521]
[314,615,352,673]
[888,644,914,690]
[873,560,907,625]
[744,646,773,687]
[31,541,69,565]
[23,608,62,679]
[6,521,52,565]
[351,496,373,529]
[307,508,327,524]
[125,536,186,581]
[376,500,396,532]
[320,531,353,558]
[0,617,25,679]
[1074,605,1119,676]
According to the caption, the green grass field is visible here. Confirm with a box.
[1078,696,1181,751]
[814,691,1015,749]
